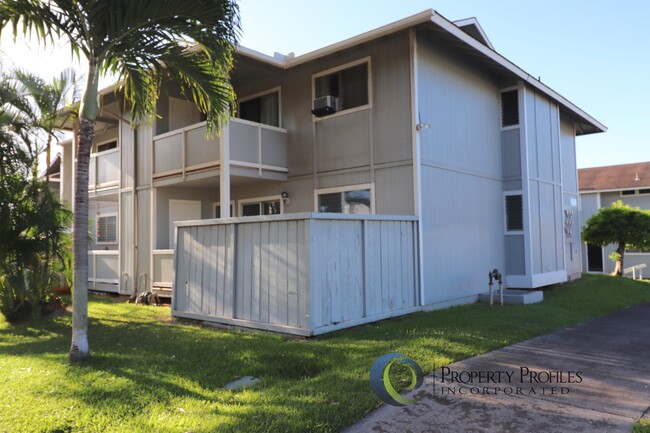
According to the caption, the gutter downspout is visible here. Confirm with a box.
[410,28,426,307]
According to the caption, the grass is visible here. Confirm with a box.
[1,273,649,433]
[635,420,650,433]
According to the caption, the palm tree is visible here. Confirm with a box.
[13,68,80,183]
[0,1,240,363]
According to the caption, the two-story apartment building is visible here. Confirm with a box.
[579,162,650,275]
[59,10,605,335]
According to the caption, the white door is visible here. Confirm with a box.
[169,199,201,248]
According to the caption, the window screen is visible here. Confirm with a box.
[318,189,371,214]
[505,195,523,231]
[315,63,368,111]
[97,214,117,243]
[501,90,519,127]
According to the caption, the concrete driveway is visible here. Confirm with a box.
[345,304,650,433]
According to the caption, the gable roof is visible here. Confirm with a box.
[237,9,606,136]
[88,9,605,137]
[452,17,494,49]
[578,162,650,192]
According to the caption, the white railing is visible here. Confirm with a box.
[152,118,287,179]
[623,263,646,280]
[88,250,119,292]
[152,249,174,289]
[89,149,119,190]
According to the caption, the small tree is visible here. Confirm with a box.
[582,201,650,276]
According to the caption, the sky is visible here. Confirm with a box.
[1,0,648,169]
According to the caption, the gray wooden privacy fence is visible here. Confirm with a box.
[172,213,420,335]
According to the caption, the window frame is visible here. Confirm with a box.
[91,137,119,156]
[311,57,372,121]
[95,212,118,245]
[237,86,282,127]
[504,191,524,234]
[314,183,375,215]
[212,201,236,218]
[499,86,520,131]
[238,195,284,217]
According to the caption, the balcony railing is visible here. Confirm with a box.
[89,149,119,190]
[152,249,174,297]
[88,250,119,293]
[152,118,287,180]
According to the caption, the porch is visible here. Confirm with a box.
[172,213,420,336]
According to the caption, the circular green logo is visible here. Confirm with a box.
[370,353,423,406]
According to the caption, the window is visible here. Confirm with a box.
[239,197,282,217]
[621,190,636,196]
[96,214,117,244]
[314,60,369,113]
[505,194,523,231]
[213,202,234,218]
[316,185,373,214]
[96,140,117,153]
[500,89,519,127]
[239,90,280,127]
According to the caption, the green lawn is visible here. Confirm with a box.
[635,420,650,433]
[1,273,649,433]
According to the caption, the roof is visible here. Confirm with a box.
[39,152,61,178]
[234,9,605,136]
[578,162,650,192]
[90,9,605,136]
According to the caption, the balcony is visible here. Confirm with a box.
[152,118,288,186]
[88,250,119,293]
[89,149,119,191]
[152,249,174,297]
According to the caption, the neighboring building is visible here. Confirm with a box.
[40,152,62,197]
[59,10,605,335]
[579,162,650,275]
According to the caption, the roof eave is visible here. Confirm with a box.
[428,13,607,135]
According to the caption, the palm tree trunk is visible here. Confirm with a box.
[68,117,94,363]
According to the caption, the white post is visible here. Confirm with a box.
[220,125,231,218]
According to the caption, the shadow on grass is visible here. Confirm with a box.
[2,274,650,432]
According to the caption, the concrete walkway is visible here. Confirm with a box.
[345,304,650,433]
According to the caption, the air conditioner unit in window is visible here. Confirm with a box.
[311,95,338,117]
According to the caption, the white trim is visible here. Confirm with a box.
[519,83,533,279]
[311,57,372,121]
[314,183,375,214]
[95,212,118,245]
[212,201,235,218]
[238,195,283,217]
[175,212,417,227]
[410,28,425,307]
[92,137,119,156]
[452,17,494,50]
[237,86,282,128]
[87,250,120,256]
